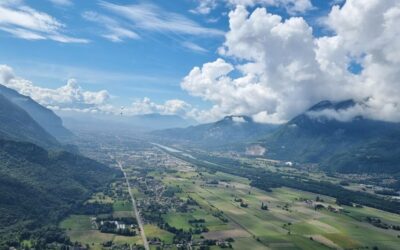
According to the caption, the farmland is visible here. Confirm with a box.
[61,135,400,249]
[158,166,400,249]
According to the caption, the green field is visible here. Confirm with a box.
[59,145,400,250]
[113,200,133,212]
[159,167,400,250]
[144,224,175,244]
[60,215,142,250]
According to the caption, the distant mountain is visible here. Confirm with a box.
[60,112,195,134]
[130,113,195,130]
[152,115,277,148]
[0,139,119,247]
[0,94,60,149]
[257,100,400,173]
[0,84,73,140]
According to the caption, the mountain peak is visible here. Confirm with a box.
[152,114,277,148]
[221,115,253,124]
[308,99,356,112]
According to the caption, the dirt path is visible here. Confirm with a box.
[117,160,150,250]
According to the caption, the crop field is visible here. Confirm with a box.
[144,224,174,244]
[155,166,400,250]
[60,215,143,249]
[57,144,400,250]
[59,184,143,250]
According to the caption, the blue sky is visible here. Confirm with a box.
[0,0,228,107]
[2,0,398,124]
[0,1,335,105]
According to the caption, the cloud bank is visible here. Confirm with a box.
[0,65,109,109]
[0,64,192,117]
[182,0,400,123]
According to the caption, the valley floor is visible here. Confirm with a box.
[60,134,400,250]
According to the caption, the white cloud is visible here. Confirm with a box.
[0,65,109,109]
[82,11,140,42]
[100,1,224,37]
[122,98,192,116]
[232,116,247,123]
[0,26,45,40]
[90,98,192,117]
[181,41,208,53]
[0,64,192,118]
[306,104,366,122]
[181,1,400,123]
[192,0,313,15]
[182,7,333,123]
[317,0,400,122]
[190,0,217,15]
[229,0,313,14]
[0,2,88,43]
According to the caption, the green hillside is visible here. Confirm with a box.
[0,139,120,249]
[0,94,60,149]
[258,100,400,173]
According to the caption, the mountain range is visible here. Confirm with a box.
[0,84,73,141]
[153,100,400,174]
[151,115,278,148]
[60,111,196,134]
[256,100,400,173]
[0,85,119,248]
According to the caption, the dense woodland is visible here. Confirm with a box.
[0,139,120,249]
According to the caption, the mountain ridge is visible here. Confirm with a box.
[0,84,73,140]
[255,99,400,173]
[0,94,61,149]
[152,115,278,148]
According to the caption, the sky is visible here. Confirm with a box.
[0,0,400,124]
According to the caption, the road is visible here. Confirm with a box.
[117,160,150,250]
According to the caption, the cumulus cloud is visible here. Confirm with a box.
[190,0,217,15]
[182,58,279,122]
[232,116,247,123]
[0,65,109,109]
[0,64,192,118]
[182,6,339,123]
[0,1,88,43]
[192,0,313,15]
[121,98,192,116]
[306,104,366,122]
[181,1,400,123]
[317,0,400,122]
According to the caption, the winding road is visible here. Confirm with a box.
[117,160,150,250]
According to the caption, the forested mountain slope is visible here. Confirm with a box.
[0,94,60,149]
[0,139,120,248]
[258,100,400,173]
[0,84,73,140]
